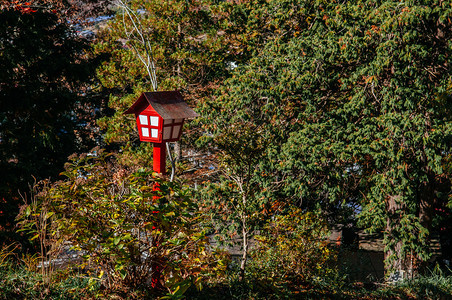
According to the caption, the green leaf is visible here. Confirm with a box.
[30,233,40,241]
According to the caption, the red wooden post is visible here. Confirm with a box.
[153,143,166,175]
[151,143,166,289]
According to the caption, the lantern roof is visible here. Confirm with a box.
[124,91,199,119]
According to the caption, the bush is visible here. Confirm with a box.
[249,207,338,287]
[17,149,226,294]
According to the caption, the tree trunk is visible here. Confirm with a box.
[385,195,412,280]
[385,183,435,281]
[238,186,249,282]
[239,221,248,281]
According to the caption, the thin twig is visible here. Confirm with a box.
[116,0,158,90]
[166,142,176,182]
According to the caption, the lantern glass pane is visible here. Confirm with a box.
[151,128,158,138]
[163,126,172,140]
[139,115,148,125]
[172,125,181,139]
[141,127,149,137]
[150,116,159,127]
[164,119,173,125]
[175,118,183,123]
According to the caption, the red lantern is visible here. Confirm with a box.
[124,91,198,174]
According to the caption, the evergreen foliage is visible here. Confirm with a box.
[202,0,452,276]
[0,7,99,244]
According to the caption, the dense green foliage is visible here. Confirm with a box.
[280,0,452,276]
[201,0,452,277]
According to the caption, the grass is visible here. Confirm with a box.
[185,266,452,300]
[0,249,451,300]
[387,266,452,299]
[0,244,98,300]
[0,260,98,300]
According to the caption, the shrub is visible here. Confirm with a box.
[249,207,338,286]
[18,149,225,294]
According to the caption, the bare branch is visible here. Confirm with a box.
[115,0,158,91]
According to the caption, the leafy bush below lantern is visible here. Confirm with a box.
[17,149,226,294]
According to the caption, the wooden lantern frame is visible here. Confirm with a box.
[124,91,198,143]
[124,90,198,174]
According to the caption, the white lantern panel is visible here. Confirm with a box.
[163,126,172,140]
[150,116,159,127]
[172,125,181,139]
[141,127,149,137]
[164,119,173,125]
[175,118,183,124]
[139,115,148,125]
[151,128,159,138]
